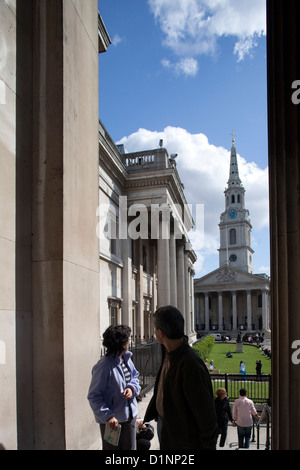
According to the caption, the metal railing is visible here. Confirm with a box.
[256,404,271,450]
[209,373,272,404]
[130,339,162,395]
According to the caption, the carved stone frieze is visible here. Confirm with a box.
[215,267,237,284]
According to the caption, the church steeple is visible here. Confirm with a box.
[224,136,245,212]
[218,136,254,273]
[227,138,242,188]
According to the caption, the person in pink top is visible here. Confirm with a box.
[232,388,259,448]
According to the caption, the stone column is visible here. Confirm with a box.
[18,0,100,450]
[137,239,144,339]
[267,0,300,449]
[261,289,267,330]
[157,225,170,307]
[232,291,237,331]
[184,255,191,334]
[190,268,195,333]
[218,292,223,331]
[247,290,252,330]
[169,232,177,306]
[204,293,210,331]
[176,240,185,316]
[121,237,132,326]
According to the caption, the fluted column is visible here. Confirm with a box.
[157,223,170,307]
[232,291,237,331]
[190,268,195,333]
[204,293,210,331]
[246,290,252,330]
[121,237,132,326]
[261,289,267,330]
[218,292,223,331]
[184,255,191,334]
[169,232,177,306]
[176,240,185,316]
[137,238,144,338]
[267,0,300,449]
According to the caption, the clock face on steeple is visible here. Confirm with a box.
[228,209,237,219]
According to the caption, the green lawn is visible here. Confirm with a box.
[206,343,271,375]
[206,343,271,403]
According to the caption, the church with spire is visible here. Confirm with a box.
[194,137,270,334]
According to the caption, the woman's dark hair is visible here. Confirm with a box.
[153,305,184,339]
[103,324,131,356]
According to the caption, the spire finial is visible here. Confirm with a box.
[230,130,237,145]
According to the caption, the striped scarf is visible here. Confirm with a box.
[121,360,131,384]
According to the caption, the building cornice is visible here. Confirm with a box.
[98,13,111,53]
[99,121,127,188]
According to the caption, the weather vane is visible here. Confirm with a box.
[230,130,237,144]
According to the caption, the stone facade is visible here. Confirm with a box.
[99,123,197,344]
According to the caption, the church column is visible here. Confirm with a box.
[261,289,267,330]
[267,0,300,449]
[204,293,210,331]
[232,291,237,331]
[218,292,223,331]
[247,290,252,330]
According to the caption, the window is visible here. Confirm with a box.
[143,245,147,271]
[110,307,118,325]
[231,195,235,203]
[108,298,121,325]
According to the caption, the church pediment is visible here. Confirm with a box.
[194,265,270,289]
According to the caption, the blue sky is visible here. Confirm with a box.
[98,0,269,278]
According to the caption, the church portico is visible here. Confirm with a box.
[195,284,270,333]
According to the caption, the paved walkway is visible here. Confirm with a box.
[138,390,270,451]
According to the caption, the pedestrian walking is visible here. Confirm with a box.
[214,388,233,447]
[256,360,262,379]
[232,388,259,449]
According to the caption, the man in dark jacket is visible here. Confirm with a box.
[144,306,218,450]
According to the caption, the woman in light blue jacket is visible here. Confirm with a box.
[88,325,141,450]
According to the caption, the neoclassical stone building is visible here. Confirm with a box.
[194,139,271,333]
[99,122,197,343]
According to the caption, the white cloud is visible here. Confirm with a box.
[234,36,259,62]
[117,126,269,275]
[161,57,199,76]
[148,0,266,65]
[111,34,123,46]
